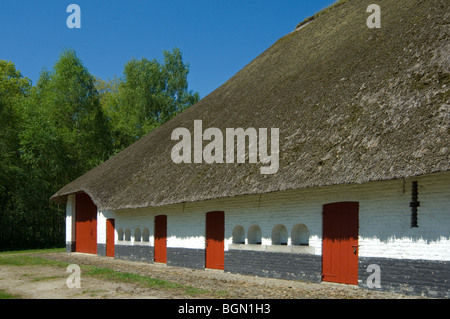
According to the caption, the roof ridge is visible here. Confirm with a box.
[295,0,351,30]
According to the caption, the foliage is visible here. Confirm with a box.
[0,48,199,250]
[101,48,200,152]
[0,61,30,197]
[19,49,112,187]
[0,61,34,249]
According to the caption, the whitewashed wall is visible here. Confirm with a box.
[65,194,76,244]
[97,210,115,244]
[93,171,450,261]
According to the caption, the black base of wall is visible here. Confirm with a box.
[167,247,205,269]
[359,257,450,298]
[70,243,449,298]
[225,249,322,283]
[114,244,154,263]
[66,241,75,253]
[97,244,106,257]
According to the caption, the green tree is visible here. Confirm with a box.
[102,48,200,152]
[6,49,113,249]
[0,61,31,190]
[19,49,113,187]
[0,60,31,249]
[1,48,198,249]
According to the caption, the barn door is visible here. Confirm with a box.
[75,193,97,254]
[322,202,359,285]
[106,219,115,257]
[205,211,224,270]
[154,215,167,263]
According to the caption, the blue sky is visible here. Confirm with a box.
[1,0,336,98]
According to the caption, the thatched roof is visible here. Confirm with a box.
[51,0,449,211]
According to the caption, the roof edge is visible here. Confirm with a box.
[295,0,351,30]
[54,170,450,211]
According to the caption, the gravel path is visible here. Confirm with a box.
[8,252,424,299]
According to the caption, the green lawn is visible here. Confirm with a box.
[0,248,213,298]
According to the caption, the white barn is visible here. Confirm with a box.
[52,0,450,298]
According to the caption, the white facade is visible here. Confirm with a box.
[83,170,450,262]
[65,194,76,247]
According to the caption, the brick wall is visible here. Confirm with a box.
[225,249,322,282]
[359,257,450,298]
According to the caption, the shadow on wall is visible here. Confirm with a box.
[232,223,311,246]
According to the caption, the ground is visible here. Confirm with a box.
[0,251,429,299]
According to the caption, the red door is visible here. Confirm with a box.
[106,219,115,257]
[322,202,359,285]
[75,193,97,254]
[154,215,167,263]
[205,211,225,270]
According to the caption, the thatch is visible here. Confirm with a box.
[51,0,450,211]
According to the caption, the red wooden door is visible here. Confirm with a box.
[154,215,167,263]
[106,219,115,257]
[75,193,97,254]
[205,211,225,270]
[322,202,359,285]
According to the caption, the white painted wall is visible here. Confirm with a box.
[65,194,76,243]
[97,210,115,244]
[91,171,450,261]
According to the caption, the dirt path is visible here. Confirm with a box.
[0,252,428,299]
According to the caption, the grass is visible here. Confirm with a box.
[82,289,109,297]
[0,254,68,267]
[84,267,183,288]
[0,248,65,254]
[0,249,212,297]
[0,289,21,299]
[31,275,65,282]
[83,266,209,296]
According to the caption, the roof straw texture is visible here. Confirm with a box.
[52,0,450,210]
